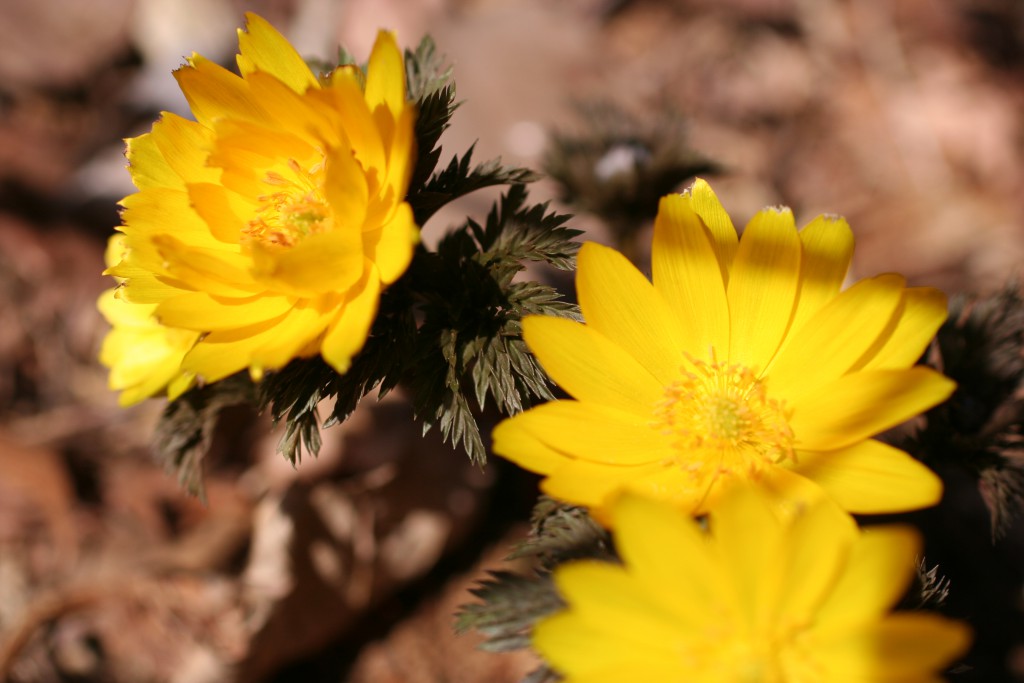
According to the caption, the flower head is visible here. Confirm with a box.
[98,236,197,406]
[493,179,954,520]
[105,13,418,388]
[534,489,970,682]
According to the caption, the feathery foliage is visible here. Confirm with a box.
[153,34,579,479]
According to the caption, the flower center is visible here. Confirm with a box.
[652,357,795,477]
[243,159,331,248]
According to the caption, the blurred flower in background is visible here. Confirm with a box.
[534,488,971,682]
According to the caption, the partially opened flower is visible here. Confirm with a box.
[104,13,417,388]
[98,236,198,406]
[493,179,954,520]
[534,489,970,682]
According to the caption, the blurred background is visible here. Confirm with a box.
[0,0,1022,681]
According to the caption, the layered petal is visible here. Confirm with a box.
[685,178,738,284]
[534,487,969,682]
[493,178,954,522]
[576,241,687,385]
[651,194,730,358]
[789,214,854,333]
[498,400,673,466]
[236,13,318,93]
[857,287,948,371]
[795,439,943,513]
[100,14,418,400]
[726,206,801,370]
[790,368,955,451]
[523,316,664,416]
[766,273,906,399]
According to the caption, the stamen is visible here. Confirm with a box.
[652,357,795,480]
[241,161,332,249]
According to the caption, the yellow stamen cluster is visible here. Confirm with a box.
[653,358,796,476]
[244,159,331,248]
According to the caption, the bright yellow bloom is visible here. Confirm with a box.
[105,13,418,385]
[98,236,198,406]
[535,489,970,682]
[493,179,954,520]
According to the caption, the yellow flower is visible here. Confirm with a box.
[493,179,954,520]
[534,489,970,682]
[98,236,198,406]
[106,13,418,385]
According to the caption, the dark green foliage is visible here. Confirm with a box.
[454,571,564,652]
[511,496,613,569]
[919,283,1024,539]
[455,497,612,680]
[153,36,580,476]
[406,186,580,464]
[911,558,952,609]
[152,375,254,498]
[409,146,541,225]
[405,36,458,194]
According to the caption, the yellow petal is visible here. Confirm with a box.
[651,194,730,360]
[789,214,854,333]
[815,613,971,678]
[249,302,336,373]
[313,70,386,174]
[815,525,921,635]
[187,181,255,245]
[795,439,943,513]
[686,178,738,285]
[364,30,406,130]
[755,465,832,514]
[167,372,196,401]
[552,561,687,638]
[612,495,727,625]
[727,206,802,370]
[766,274,906,400]
[236,13,318,94]
[576,242,688,385]
[710,486,786,625]
[125,131,180,190]
[156,292,293,331]
[790,367,955,451]
[362,201,418,285]
[245,69,334,142]
[618,463,717,516]
[541,459,661,510]
[532,609,686,677]
[149,112,219,186]
[121,187,225,249]
[491,413,571,474]
[181,312,290,382]
[523,316,664,416]
[857,287,948,371]
[207,118,318,175]
[249,230,365,297]
[152,234,262,296]
[773,496,855,624]
[382,103,417,201]
[323,143,370,230]
[504,400,673,466]
[174,54,269,127]
[320,264,382,373]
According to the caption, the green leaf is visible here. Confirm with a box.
[410,146,541,225]
[153,375,254,498]
[455,497,611,673]
[512,496,614,569]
